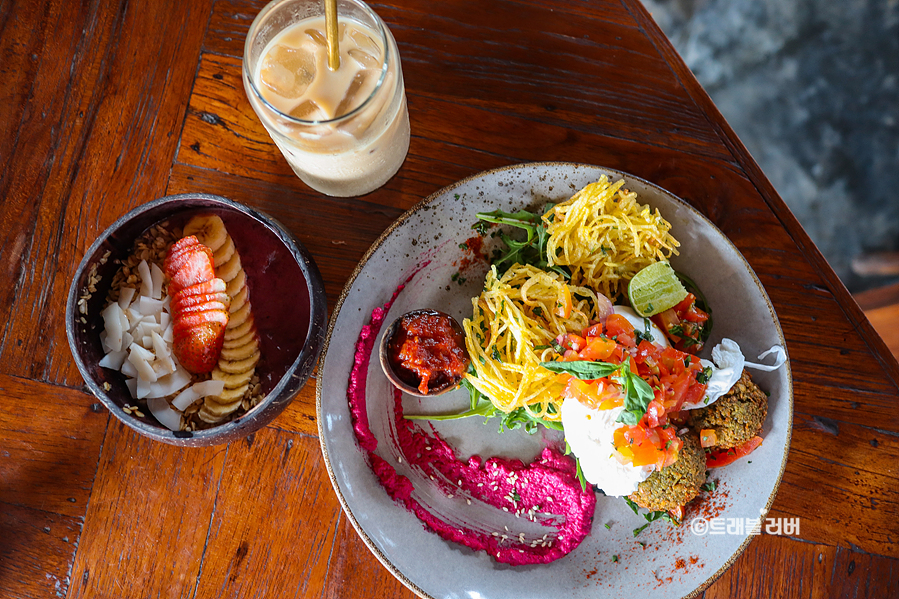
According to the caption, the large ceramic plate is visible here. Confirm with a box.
[317,163,792,598]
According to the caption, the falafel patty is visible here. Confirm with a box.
[688,370,767,449]
[628,432,705,512]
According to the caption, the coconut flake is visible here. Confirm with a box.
[136,376,152,399]
[128,343,157,382]
[99,350,128,370]
[138,260,153,298]
[150,263,165,300]
[118,287,136,310]
[146,367,191,398]
[125,377,138,398]
[101,303,125,352]
[147,397,182,431]
[192,380,225,397]
[171,386,201,411]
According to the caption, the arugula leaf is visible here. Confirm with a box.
[624,497,681,536]
[498,406,564,434]
[474,208,570,278]
[564,440,588,492]
[403,400,497,422]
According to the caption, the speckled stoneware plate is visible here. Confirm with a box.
[317,162,792,599]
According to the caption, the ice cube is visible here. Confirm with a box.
[290,99,327,121]
[335,70,371,117]
[348,48,379,70]
[305,27,327,47]
[259,44,315,99]
[349,28,380,57]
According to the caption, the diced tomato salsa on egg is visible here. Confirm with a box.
[557,314,709,470]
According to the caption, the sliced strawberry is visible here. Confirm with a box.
[171,291,231,314]
[172,300,229,320]
[164,236,201,276]
[173,321,226,374]
[169,246,216,294]
[178,278,227,298]
[173,308,230,337]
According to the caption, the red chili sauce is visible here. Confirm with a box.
[388,311,468,394]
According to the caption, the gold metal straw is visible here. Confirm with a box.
[325,0,340,71]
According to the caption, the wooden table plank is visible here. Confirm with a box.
[190,429,345,597]
[0,503,84,599]
[67,422,228,599]
[0,375,107,598]
[0,0,214,388]
[0,375,107,517]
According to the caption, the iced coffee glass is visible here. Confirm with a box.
[243,0,410,197]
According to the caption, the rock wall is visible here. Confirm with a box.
[643,0,899,292]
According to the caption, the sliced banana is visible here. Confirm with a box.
[220,337,260,362]
[212,235,235,268]
[224,317,255,340]
[216,253,242,283]
[229,285,249,314]
[225,269,246,298]
[183,215,228,252]
[228,301,252,330]
[209,383,250,404]
[198,400,239,422]
[223,329,257,349]
[219,351,261,374]
[212,365,255,389]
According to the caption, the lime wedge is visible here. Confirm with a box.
[627,262,688,317]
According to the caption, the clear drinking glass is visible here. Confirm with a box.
[243,0,410,197]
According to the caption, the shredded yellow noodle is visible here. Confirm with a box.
[544,175,680,301]
[463,264,601,420]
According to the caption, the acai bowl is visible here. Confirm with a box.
[66,194,327,446]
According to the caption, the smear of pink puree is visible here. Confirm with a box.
[347,280,595,566]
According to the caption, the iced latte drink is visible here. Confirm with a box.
[243,0,410,197]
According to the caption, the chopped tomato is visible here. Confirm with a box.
[558,333,586,352]
[651,293,710,354]
[578,336,617,361]
[699,429,718,448]
[605,313,636,347]
[562,377,623,410]
[706,436,763,468]
[612,420,681,468]
[582,323,604,338]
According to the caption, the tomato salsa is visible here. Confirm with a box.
[388,310,469,394]
[556,313,711,470]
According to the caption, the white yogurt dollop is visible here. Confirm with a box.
[682,338,744,410]
[561,396,653,496]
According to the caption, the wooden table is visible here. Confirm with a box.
[2,0,897,596]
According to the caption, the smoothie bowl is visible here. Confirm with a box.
[66,194,327,446]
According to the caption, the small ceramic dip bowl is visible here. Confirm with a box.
[65,193,327,446]
[379,309,470,397]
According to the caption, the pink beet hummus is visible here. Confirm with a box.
[346,283,596,565]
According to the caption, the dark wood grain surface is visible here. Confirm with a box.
[2,0,897,597]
